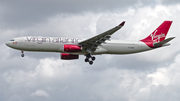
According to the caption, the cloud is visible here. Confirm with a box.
[147,54,180,86]
[0,0,139,28]
[159,0,180,5]
[1,53,180,101]
[0,0,171,29]
[31,90,50,98]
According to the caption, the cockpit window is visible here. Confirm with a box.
[10,39,15,41]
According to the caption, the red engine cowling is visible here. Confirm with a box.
[64,44,82,52]
[61,53,79,60]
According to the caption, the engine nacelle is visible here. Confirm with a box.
[61,53,79,60]
[64,44,82,52]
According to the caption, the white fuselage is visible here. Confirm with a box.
[6,36,152,55]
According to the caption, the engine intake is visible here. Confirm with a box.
[64,44,82,52]
[61,53,79,60]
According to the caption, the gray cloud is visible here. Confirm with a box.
[1,54,180,101]
[0,0,158,29]
[160,0,180,5]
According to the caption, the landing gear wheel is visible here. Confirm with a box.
[89,61,93,65]
[85,53,96,65]
[85,58,89,62]
[91,56,96,61]
[21,51,24,57]
[21,54,24,57]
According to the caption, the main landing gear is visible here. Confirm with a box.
[21,51,24,57]
[84,53,96,65]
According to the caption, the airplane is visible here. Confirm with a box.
[6,21,175,65]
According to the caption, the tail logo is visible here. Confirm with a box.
[151,30,165,42]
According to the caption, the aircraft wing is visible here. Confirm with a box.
[79,21,125,51]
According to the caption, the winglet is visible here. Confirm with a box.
[119,21,125,26]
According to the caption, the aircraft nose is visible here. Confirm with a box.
[6,42,10,47]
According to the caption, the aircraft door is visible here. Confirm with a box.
[138,41,142,51]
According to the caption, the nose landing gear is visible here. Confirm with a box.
[21,51,24,57]
[84,53,96,65]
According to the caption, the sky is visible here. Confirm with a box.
[0,0,180,101]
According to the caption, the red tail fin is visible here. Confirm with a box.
[141,21,173,48]
[141,21,172,42]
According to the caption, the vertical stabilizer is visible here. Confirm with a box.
[140,21,173,48]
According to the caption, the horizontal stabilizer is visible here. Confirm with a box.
[153,37,175,47]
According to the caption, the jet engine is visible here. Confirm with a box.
[64,44,82,52]
[61,53,79,60]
